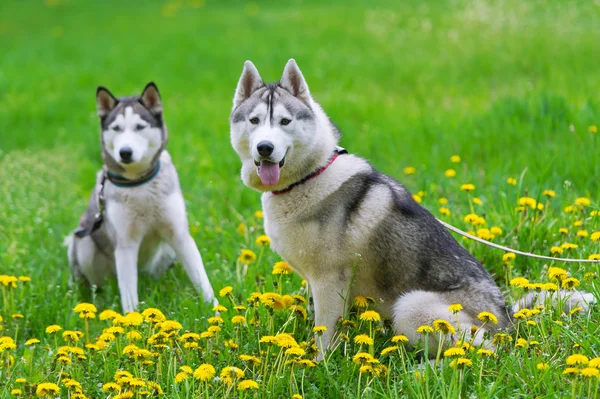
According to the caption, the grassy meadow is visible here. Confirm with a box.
[1,0,600,397]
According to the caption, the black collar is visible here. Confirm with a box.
[106,160,161,188]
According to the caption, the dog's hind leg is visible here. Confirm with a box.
[68,235,110,288]
[147,243,176,279]
[392,290,490,354]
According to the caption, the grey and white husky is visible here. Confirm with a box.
[230,59,596,354]
[66,83,215,313]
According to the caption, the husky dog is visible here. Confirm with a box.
[66,83,215,313]
[230,59,596,354]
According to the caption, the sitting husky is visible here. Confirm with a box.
[230,59,595,353]
[67,83,215,313]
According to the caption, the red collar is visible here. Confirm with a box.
[272,148,347,195]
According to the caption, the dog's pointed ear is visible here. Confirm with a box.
[140,82,163,114]
[233,61,263,108]
[280,59,310,104]
[96,86,118,117]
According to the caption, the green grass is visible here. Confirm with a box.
[1,0,600,397]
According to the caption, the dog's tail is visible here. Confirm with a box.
[513,290,596,313]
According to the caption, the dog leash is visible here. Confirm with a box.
[437,218,600,263]
[74,161,161,238]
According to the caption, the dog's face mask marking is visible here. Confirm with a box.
[96,83,166,173]
[230,60,319,191]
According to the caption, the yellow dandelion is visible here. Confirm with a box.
[433,319,456,334]
[285,347,306,356]
[16,378,26,384]
[254,210,263,219]
[391,335,409,343]
[193,364,216,381]
[536,363,550,371]
[543,190,556,197]
[506,177,517,185]
[381,346,399,356]
[272,261,293,275]
[312,325,328,334]
[25,338,40,346]
[567,354,589,365]
[219,286,233,297]
[141,308,166,323]
[353,352,375,365]
[238,379,259,391]
[450,155,461,163]
[575,197,591,207]
[11,389,22,396]
[550,246,564,255]
[36,382,60,396]
[220,366,245,385]
[45,325,62,334]
[255,235,270,246]
[460,183,475,192]
[444,347,466,357]
[416,325,433,334]
[360,310,381,322]
[354,334,374,345]
[238,249,257,265]
[580,368,600,378]
[449,358,472,368]
[561,277,580,289]
[232,315,246,324]
[404,166,416,175]
[445,169,456,177]
[213,304,228,312]
[439,207,451,216]
[439,197,449,205]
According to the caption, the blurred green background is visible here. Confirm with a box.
[0,0,599,328]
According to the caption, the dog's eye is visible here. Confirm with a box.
[249,117,260,125]
[135,124,147,131]
[280,118,291,126]
[112,125,123,132]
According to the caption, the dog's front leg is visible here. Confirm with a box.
[169,233,215,304]
[311,273,350,359]
[114,243,141,314]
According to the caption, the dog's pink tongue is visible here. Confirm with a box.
[259,161,280,186]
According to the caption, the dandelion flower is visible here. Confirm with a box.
[575,197,591,207]
[460,183,475,192]
[238,249,257,265]
[561,277,580,289]
[550,246,564,255]
[16,378,26,384]
[439,197,449,205]
[219,286,233,297]
[490,226,502,236]
[142,308,166,323]
[286,347,306,356]
[416,325,433,334]
[220,366,245,385]
[25,338,40,346]
[445,169,456,177]
[580,368,599,378]
[45,325,62,334]
[537,363,550,371]
[444,347,465,357]
[439,207,451,216]
[312,325,328,334]
[193,364,216,381]
[11,389,22,396]
[232,315,246,324]
[477,349,494,356]
[36,382,60,397]
[450,155,461,163]
[449,358,472,368]
[567,354,589,365]
[506,177,517,185]
[360,310,381,322]
[353,352,375,365]
[543,190,556,197]
[589,358,600,368]
[354,334,374,345]
[237,379,259,391]
[255,234,270,246]
[272,261,293,275]
[392,335,409,343]
[73,302,97,318]
[381,346,399,356]
[404,166,416,175]
[433,319,456,334]
[99,310,120,321]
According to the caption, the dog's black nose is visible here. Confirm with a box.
[119,147,133,162]
[257,141,274,157]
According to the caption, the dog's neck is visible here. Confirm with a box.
[102,149,163,185]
